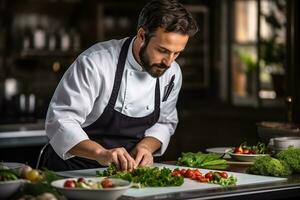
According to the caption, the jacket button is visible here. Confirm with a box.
[130,71,133,76]
[146,105,150,110]
[125,105,128,109]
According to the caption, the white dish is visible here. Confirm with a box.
[51,177,131,200]
[228,152,269,162]
[0,162,25,170]
[0,179,27,199]
[206,147,232,158]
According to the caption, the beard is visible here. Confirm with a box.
[139,40,170,78]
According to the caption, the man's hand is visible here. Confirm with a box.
[96,147,136,171]
[131,144,154,167]
[69,140,136,171]
[131,137,161,168]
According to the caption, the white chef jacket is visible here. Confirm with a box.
[45,37,182,160]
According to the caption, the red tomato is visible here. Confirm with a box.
[77,177,85,182]
[243,149,250,154]
[198,176,209,183]
[171,171,182,177]
[205,172,213,181]
[219,172,228,179]
[101,179,113,188]
[64,180,76,188]
[193,169,201,177]
[180,169,187,176]
[185,169,194,178]
[234,147,243,154]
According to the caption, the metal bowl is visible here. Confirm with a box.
[257,122,300,143]
[273,137,300,152]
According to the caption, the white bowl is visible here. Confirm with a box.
[51,177,131,200]
[273,137,300,152]
[0,179,26,199]
[228,152,269,162]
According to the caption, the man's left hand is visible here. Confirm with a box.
[131,144,154,168]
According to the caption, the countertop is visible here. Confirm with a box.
[0,121,48,148]
[55,162,300,200]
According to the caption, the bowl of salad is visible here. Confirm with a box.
[51,177,131,200]
[0,168,27,199]
[228,142,270,162]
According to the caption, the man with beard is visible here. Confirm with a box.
[43,0,198,171]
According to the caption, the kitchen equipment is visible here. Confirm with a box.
[51,177,131,200]
[257,121,300,143]
[273,137,300,153]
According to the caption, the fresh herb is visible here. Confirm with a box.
[177,152,228,170]
[97,164,184,187]
[275,147,300,173]
[246,156,292,177]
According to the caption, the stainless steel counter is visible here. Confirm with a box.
[0,129,48,148]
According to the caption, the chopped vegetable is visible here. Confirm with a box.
[246,156,292,177]
[177,152,228,170]
[233,142,267,154]
[97,164,184,187]
[275,147,300,173]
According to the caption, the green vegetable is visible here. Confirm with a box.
[276,147,300,173]
[97,164,184,187]
[0,169,19,181]
[177,152,228,169]
[246,156,292,177]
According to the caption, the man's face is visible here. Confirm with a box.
[139,27,189,78]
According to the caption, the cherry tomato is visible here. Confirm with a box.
[234,147,243,154]
[180,169,187,176]
[205,172,214,181]
[243,149,250,154]
[193,169,201,177]
[198,176,209,183]
[185,169,194,178]
[77,177,85,182]
[101,179,113,188]
[64,180,76,188]
[171,171,181,177]
[219,172,228,179]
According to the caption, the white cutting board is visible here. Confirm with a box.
[57,163,287,198]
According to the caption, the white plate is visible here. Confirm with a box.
[51,177,131,200]
[228,152,269,162]
[206,147,232,158]
[0,162,25,170]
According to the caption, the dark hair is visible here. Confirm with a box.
[138,0,198,37]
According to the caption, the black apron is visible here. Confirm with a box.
[41,38,161,171]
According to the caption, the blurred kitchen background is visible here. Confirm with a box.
[0,0,299,167]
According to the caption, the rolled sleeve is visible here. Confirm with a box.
[144,123,174,156]
[49,122,89,160]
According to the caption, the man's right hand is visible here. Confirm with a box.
[96,147,136,171]
[69,140,136,172]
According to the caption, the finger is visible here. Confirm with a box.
[123,152,135,171]
[134,151,144,168]
[111,152,120,169]
[118,153,128,171]
[140,154,153,167]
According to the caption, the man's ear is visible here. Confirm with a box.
[137,28,146,43]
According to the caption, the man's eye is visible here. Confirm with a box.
[158,49,168,53]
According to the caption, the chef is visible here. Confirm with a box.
[43,0,198,171]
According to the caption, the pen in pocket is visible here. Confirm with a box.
[163,75,175,102]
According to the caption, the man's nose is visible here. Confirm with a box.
[163,54,175,66]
